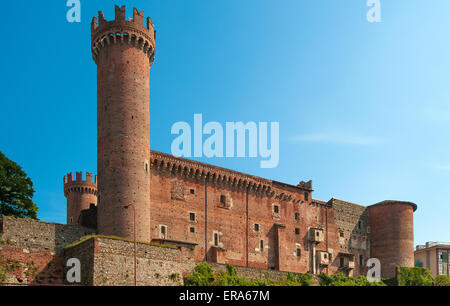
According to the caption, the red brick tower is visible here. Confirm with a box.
[368,200,417,278]
[91,5,155,241]
[63,172,98,225]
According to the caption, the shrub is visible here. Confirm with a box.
[318,272,385,286]
[184,263,313,286]
[434,275,450,286]
[0,267,6,283]
[396,267,434,286]
[184,262,216,286]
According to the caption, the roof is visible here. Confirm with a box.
[150,150,313,191]
[369,200,418,212]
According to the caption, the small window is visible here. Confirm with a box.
[329,254,333,261]
[220,195,226,204]
[69,217,73,224]
[190,227,195,233]
[190,189,195,195]
[358,221,362,229]
[295,228,300,235]
[340,232,344,238]
[295,212,300,220]
[340,257,344,267]
[189,212,196,222]
[214,233,219,246]
[304,192,309,201]
[296,248,301,257]
[324,253,327,259]
[260,240,264,252]
[160,225,167,239]
[274,205,279,214]
[254,224,260,232]
[359,255,364,266]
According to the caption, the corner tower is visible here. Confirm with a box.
[91,5,155,241]
[368,200,417,278]
[64,172,98,225]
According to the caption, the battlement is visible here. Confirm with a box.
[63,171,98,197]
[91,5,156,64]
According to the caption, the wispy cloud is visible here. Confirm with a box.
[436,165,450,171]
[288,133,384,146]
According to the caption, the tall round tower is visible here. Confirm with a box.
[368,200,417,278]
[91,5,155,241]
[63,172,98,225]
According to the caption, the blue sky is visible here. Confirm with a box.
[0,0,449,246]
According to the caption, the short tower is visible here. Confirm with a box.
[91,5,155,241]
[63,172,98,225]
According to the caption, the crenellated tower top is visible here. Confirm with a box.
[91,5,156,64]
[63,171,98,197]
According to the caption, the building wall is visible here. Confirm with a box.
[147,151,368,277]
[415,248,437,275]
[331,198,370,276]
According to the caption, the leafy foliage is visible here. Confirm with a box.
[184,263,446,287]
[434,275,450,286]
[184,263,313,286]
[0,267,6,283]
[0,151,38,219]
[318,273,385,286]
[396,267,434,286]
[184,262,217,286]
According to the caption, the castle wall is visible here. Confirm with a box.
[331,198,370,276]
[0,216,94,284]
[64,237,196,286]
[147,152,360,276]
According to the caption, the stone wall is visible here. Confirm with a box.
[64,236,197,286]
[0,216,94,284]
[210,263,291,281]
[330,198,370,276]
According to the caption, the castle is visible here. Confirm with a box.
[0,5,417,285]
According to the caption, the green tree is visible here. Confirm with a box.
[0,151,38,219]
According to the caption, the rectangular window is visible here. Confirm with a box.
[296,248,301,257]
[220,195,226,204]
[190,227,195,233]
[359,255,363,266]
[190,189,195,195]
[295,212,299,220]
[295,228,300,235]
[254,224,260,232]
[340,257,344,267]
[160,225,167,239]
[214,233,219,246]
[274,205,279,214]
[358,221,362,229]
[260,240,264,252]
[189,212,196,222]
